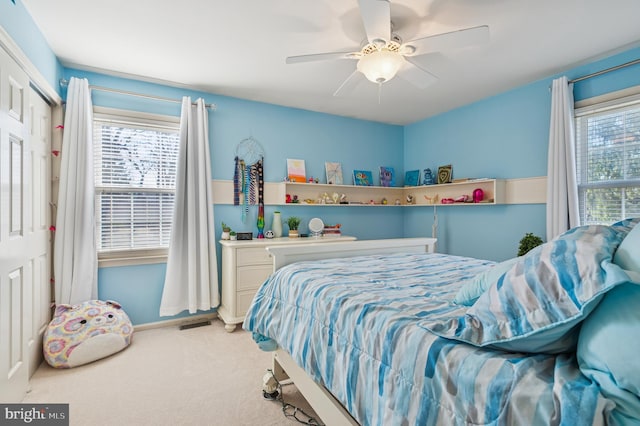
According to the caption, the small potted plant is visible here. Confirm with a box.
[229,231,237,241]
[518,232,543,256]
[286,216,301,238]
[221,222,231,240]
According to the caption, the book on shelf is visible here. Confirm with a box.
[404,170,420,186]
[287,158,306,183]
[325,161,344,185]
[379,166,395,187]
[353,170,374,186]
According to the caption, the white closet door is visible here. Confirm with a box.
[26,86,52,378]
[0,45,52,402]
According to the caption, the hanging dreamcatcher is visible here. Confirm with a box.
[234,137,266,237]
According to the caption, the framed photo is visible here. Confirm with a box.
[353,170,374,186]
[325,161,344,185]
[379,166,395,187]
[404,170,420,186]
[437,164,453,184]
[422,168,435,185]
[287,158,306,183]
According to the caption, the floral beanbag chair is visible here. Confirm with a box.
[43,300,133,368]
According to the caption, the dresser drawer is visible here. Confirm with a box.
[236,265,272,291]
[237,290,258,317]
[236,247,272,266]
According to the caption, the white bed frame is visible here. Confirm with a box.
[264,238,437,426]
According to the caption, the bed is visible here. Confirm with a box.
[243,220,640,426]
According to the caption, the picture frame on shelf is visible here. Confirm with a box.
[423,168,435,185]
[353,170,374,186]
[404,170,420,186]
[287,158,306,183]
[379,166,395,187]
[437,164,453,184]
[325,161,344,185]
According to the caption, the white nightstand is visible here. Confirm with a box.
[218,236,357,332]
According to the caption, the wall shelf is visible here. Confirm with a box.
[277,180,504,206]
[211,179,515,207]
[275,182,404,206]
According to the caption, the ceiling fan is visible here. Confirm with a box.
[286,0,489,96]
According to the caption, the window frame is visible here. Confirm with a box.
[574,88,640,225]
[93,106,180,267]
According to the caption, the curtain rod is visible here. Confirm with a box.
[569,58,640,84]
[59,78,216,110]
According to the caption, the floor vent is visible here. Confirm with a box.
[179,320,211,330]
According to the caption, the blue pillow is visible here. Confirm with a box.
[613,220,640,273]
[419,225,631,353]
[610,217,640,234]
[453,257,520,306]
[578,283,640,424]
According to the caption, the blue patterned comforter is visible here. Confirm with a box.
[243,253,610,426]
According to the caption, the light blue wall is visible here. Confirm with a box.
[404,46,640,261]
[64,68,404,325]
[0,0,63,93]
[0,3,405,325]
[5,2,640,324]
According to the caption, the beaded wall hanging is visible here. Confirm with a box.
[233,137,265,225]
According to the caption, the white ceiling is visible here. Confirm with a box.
[22,0,640,125]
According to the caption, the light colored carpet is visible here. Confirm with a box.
[23,319,319,426]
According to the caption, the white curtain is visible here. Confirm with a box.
[159,97,219,316]
[546,76,580,241]
[54,77,97,305]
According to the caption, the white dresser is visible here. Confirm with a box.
[218,236,356,332]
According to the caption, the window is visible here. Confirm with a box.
[575,93,640,225]
[93,107,180,264]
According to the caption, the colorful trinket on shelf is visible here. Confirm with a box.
[473,188,484,203]
[256,205,265,238]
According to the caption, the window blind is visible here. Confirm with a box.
[93,111,180,252]
[575,95,640,225]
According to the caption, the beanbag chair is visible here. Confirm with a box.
[43,300,133,368]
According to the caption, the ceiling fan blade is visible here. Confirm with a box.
[333,70,364,97]
[358,0,391,43]
[405,25,489,56]
[398,58,438,89]
[286,50,358,64]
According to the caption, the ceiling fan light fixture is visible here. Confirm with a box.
[357,49,404,84]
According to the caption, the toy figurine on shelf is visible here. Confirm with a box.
[424,194,439,204]
[473,188,484,203]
